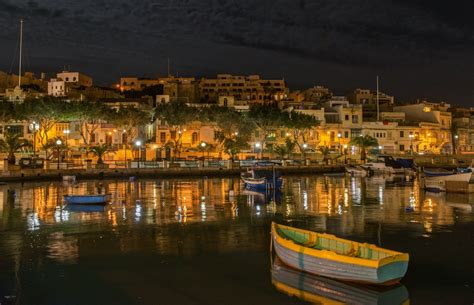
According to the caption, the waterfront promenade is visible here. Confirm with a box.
[0,161,346,182]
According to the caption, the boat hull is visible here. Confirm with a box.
[64,194,111,205]
[424,172,472,192]
[272,256,409,305]
[271,223,409,286]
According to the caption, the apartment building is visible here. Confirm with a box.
[199,74,287,103]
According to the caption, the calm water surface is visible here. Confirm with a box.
[0,175,473,305]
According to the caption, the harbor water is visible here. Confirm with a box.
[0,175,473,304]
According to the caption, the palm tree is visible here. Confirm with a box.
[350,135,378,162]
[318,145,331,164]
[89,144,111,165]
[0,132,32,164]
[272,145,288,161]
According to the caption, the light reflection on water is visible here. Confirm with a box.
[0,175,472,305]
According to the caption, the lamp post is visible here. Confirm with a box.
[343,144,348,163]
[337,132,342,155]
[56,139,62,170]
[255,142,261,160]
[409,134,414,155]
[28,121,40,158]
[454,135,458,155]
[200,142,207,166]
[302,143,308,163]
[63,129,70,160]
[135,140,142,168]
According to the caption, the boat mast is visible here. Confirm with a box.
[376,75,379,121]
[18,18,23,88]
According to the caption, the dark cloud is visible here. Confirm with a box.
[0,0,472,105]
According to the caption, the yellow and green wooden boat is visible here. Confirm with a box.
[271,222,409,286]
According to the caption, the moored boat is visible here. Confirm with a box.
[271,222,409,285]
[345,166,367,177]
[63,194,111,205]
[423,168,455,177]
[423,172,472,192]
[361,162,395,175]
[271,256,410,305]
[241,167,282,191]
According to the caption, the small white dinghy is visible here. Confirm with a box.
[64,194,111,205]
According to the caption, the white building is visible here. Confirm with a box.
[48,78,67,97]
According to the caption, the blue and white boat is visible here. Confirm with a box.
[64,194,111,205]
[241,167,282,191]
[423,168,455,177]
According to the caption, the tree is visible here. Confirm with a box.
[284,111,319,159]
[248,104,286,151]
[89,144,112,164]
[318,145,331,165]
[109,106,152,159]
[155,102,197,158]
[285,137,297,159]
[0,101,17,132]
[69,100,112,149]
[0,132,32,164]
[205,106,254,158]
[19,97,73,152]
[272,145,288,161]
[350,135,378,162]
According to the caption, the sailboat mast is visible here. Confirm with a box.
[376,75,379,121]
[18,18,23,87]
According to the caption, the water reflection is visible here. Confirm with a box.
[271,256,409,305]
[0,175,472,304]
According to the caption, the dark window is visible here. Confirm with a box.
[160,132,166,143]
[345,115,349,121]
[399,144,405,151]
[352,115,358,123]
[400,131,404,138]
[192,132,198,144]
[344,131,349,138]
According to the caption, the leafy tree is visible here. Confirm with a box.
[0,131,32,164]
[69,100,112,149]
[19,97,73,151]
[89,144,112,164]
[350,135,378,162]
[109,105,152,147]
[205,106,254,158]
[155,102,197,158]
[248,104,286,150]
[284,111,319,158]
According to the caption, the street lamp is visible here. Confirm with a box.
[454,135,459,155]
[337,132,342,154]
[56,139,62,169]
[135,140,142,168]
[63,129,70,160]
[343,144,348,163]
[255,142,261,160]
[200,142,207,161]
[28,121,40,158]
[409,134,415,154]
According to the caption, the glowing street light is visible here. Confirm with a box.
[135,140,142,168]
[28,121,40,157]
[56,139,62,169]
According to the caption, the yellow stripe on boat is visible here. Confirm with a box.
[272,222,409,269]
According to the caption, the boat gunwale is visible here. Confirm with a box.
[272,222,409,268]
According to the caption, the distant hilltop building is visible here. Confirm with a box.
[48,71,92,97]
[199,74,287,104]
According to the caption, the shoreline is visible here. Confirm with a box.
[0,165,346,182]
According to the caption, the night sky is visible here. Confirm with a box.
[0,0,472,106]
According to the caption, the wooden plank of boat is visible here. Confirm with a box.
[271,256,409,305]
[63,194,111,205]
[271,222,409,286]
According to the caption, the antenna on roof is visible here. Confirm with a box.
[376,75,380,121]
[18,18,23,87]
